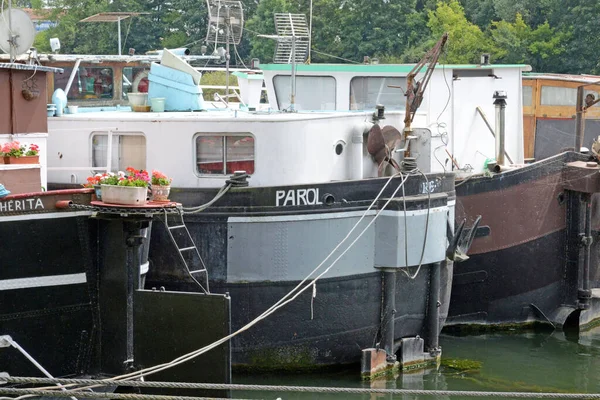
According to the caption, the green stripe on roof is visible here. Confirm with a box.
[260,63,530,72]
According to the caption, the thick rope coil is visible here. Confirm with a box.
[225,171,250,187]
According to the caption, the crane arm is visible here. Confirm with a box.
[404,33,448,131]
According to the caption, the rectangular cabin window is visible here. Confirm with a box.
[540,85,599,107]
[452,69,494,78]
[541,86,577,106]
[350,77,407,110]
[273,75,336,110]
[55,66,114,101]
[522,85,533,106]
[91,133,146,172]
[196,134,255,175]
[123,67,150,97]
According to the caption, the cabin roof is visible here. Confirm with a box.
[0,53,218,64]
[0,63,62,73]
[50,108,399,122]
[523,72,600,84]
[80,12,149,23]
[260,63,532,73]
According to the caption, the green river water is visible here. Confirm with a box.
[232,328,600,399]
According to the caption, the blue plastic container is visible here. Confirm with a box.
[147,63,204,111]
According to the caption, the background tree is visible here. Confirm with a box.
[427,0,499,64]
[0,0,593,75]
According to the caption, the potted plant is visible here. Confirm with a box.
[151,170,172,202]
[0,142,40,164]
[101,167,150,205]
[82,172,111,200]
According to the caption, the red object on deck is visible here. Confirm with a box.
[55,200,74,209]
[6,188,93,201]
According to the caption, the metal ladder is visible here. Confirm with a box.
[162,210,210,293]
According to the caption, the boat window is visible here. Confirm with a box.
[540,86,577,106]
[273,75,336,110]
[522,86,533,106]
[452,69,493,78]
[55,66,114,101]
[91,132,146,172]
[541,86,599,106]
[123,67,150,97]
[195,134,255,175]
[350,77,407,110]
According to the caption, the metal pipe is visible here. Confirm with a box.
[106,130,113,173]
[125,221,145,366]
[308,0,313,63]
[381,269,397,361]
[585,195,591,293]
[575,86,585,151]
[290,36,296,112]
[475,106,514,164]
[427,262,441,352]
[579,193,593,309]
[64,58,82,96]
[225,6,230,106]
[118,17,122,56]
[493,91,507,166]
[8,0,14,63]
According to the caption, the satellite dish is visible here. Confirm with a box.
[0,8,36,57]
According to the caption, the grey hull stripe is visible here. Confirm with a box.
[0,273,87,291]
[229,210,375,223]
[0,211,92,222]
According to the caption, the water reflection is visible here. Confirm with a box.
[233,330,600,399]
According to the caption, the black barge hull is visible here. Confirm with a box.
[449,152,600,332]
[147,173,455,369]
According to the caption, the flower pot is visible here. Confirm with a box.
[93,185,102,201]
[7,155,39,164]
[101,185,148,205]
[0,156,5,164]
[151,185,171,202]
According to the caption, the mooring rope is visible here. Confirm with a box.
[0,387,233,400]
[27,172,412,394]
[2,377,600,399]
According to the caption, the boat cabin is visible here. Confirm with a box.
[0,53,221,108]
[522,73,600,161]
[261,63,531,174]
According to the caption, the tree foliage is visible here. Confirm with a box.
[5,0,598,74]
[427,0,498,64]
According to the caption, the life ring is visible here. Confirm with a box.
[132,70,149,93]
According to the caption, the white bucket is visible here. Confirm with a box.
[128,92,148,107]
[101,185,148,205]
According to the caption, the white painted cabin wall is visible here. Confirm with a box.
[48,112,377,188]
[264,66,527,175]
[449,69,524,173]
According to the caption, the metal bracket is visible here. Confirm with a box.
[579,234,593,247]
[126,235,146,247]
[393,135,418,153]
[0,336,12,348]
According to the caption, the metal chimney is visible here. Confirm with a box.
[493,91,507,166]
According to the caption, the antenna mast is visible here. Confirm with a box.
[259,13,309,111]
[8,0,14,62]
[206,0,244,106]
